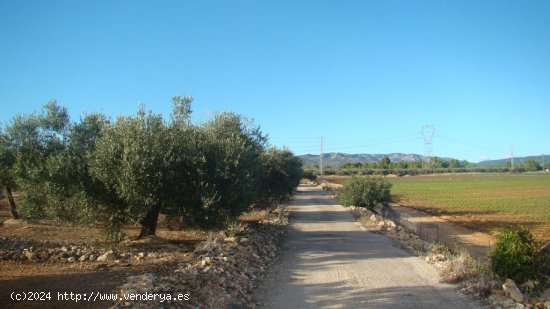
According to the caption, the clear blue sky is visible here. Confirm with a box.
[1,0,549,163]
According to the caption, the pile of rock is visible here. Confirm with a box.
[348,205,427,251]
[0,236,150,264]
[483,279,550,309]
[114,207,289,308]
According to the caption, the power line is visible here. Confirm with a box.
[318,134,418,147]
[438,135,503,154]
[322,137,419,152]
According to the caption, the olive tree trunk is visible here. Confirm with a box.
[138,204,161,239]
[4,186,20,219]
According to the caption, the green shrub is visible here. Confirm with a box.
[489,226,538,283]
[339,177,392,210]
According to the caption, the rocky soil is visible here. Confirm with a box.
[113,207,289,308]
[1,207,289,309]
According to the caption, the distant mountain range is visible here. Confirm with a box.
[298,152,549,168]
[298,153,428,167]
[476,155,550,167]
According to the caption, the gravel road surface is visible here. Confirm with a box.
[254,185,480,309]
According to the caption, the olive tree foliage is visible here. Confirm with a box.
[177,112,268,229]
[5,101,71,218]
[54,113,112,224]
[259,147,303,204]
[2,102,110,223]
[90,108,177,239]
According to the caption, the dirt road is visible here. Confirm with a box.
[254,185,480,309]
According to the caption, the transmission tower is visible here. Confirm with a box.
[421,125,436,169]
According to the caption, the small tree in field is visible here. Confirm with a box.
[379,156,391,169]
[339,177,392,210]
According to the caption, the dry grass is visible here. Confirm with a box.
[239,210,271,223]
[440,250,480,283]
[427,242,482,284]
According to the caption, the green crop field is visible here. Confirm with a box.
[325,173,550,241]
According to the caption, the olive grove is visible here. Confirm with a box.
[1,98,303,240]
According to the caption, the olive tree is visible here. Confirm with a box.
[180,112,267,228]
[44,112,111,223]
[89,97,195,239]
[6,101,70,218]
[259,147,303,204]
[90,108,166,239]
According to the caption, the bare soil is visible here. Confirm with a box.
[0,190,275,309]
[0,219,200,309]
[390,203,496,259]
[0,192,241,309]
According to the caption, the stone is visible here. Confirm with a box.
[67,257,76,262]
[97,251,117,262]
[503,279,525,303]
[385,220,397,228]
[89,254,97,261]
[24,250,37,261]
[524,280,535,290]
[224,237,238,243]
[399,232,411,241]
[502,299,515,307]
[37,251,50,260]
[194,240,218,254]
[540,290,550,302]
[201,257,211,266]
[79,254,90,262]
[369,214,378,222]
